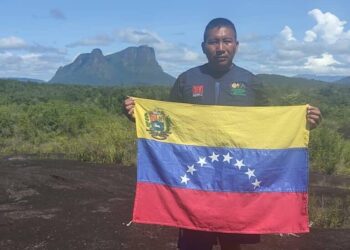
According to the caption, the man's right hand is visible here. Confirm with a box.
[123,97,135,121]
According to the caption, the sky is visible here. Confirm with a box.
[1,0,350,81]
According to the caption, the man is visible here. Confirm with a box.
[124,17,322,250]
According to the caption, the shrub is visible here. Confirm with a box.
[309,194,349,228]
[309,126,345,174]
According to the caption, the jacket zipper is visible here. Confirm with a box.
[214,81,220,105]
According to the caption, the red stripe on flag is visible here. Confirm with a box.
[133,182,309,234]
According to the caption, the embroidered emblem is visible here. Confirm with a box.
[231,82,247,96]
[144,109,172,140]
[192,85,204,97]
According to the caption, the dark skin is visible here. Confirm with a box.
[201,26,239,75]
[124,26,322,129]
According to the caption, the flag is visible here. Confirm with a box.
[132,97,310,234]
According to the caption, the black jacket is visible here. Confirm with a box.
[169,63,267,106]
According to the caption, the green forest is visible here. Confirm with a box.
[0,76,350,175]
[1,77,350,229]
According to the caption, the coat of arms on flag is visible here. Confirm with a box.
[132,97,310,234]
[144,109,172,140]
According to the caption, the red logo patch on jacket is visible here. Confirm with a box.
[192,85,204,97]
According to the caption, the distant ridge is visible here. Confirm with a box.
[257,73,330,88]
[49,46,175,86]
[335,76,350,85]
[294,74,348,83]
[0,77,45,83]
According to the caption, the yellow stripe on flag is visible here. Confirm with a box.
[134,97,309,149]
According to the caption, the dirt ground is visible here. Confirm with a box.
[0,156,349,250]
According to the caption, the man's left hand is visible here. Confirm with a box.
[307,105,322,130]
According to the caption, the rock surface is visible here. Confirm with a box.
[0,157,349,250]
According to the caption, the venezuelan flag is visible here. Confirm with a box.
[132,97,310,234]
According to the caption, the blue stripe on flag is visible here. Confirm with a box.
[137,139,308,193]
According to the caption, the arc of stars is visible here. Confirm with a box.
[245,168,255,179]
[186,165,197,175]
[180,174,190,184]
[252,179,261,189]
[223,152,233,163]
[197,157,207,167]
[209,152,219,162]
[179,152,262,190]
[234,159,245,170]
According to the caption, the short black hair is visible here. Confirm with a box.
[203,18,237,42]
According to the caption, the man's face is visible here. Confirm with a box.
[202,26,239,72]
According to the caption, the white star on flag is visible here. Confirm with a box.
[234,159,245,170]
[209,152,219,162]
[223,153,233,163]
[197,157,207,167]
[186,165,197,175]
[252,179,261,189]
[180,174,190,184]
[245,168,255,179]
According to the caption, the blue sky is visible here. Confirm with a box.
[1,0,350,81]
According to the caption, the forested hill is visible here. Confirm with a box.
[0,77,349,175]
[258,74,328,87]
[257,74,350,117]
[293,74,349,83]
[336,76,350,85]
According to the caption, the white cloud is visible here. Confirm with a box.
[304,52,340,72]
[0,36,27,49]
[0,51,21,63]
[183,48,200,61]
[304,30,317,42]
[117,28,162,46]
[0,35,69,79]
[307,9,347,44]
[243,9,350,76]
[280,26,296,41]
[277,49,305,61]
[21,53,40,60]
[236,42,266,61]
[0,50,68,80]
[0,36,65,55]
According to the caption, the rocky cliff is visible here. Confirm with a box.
[49,46,175,85]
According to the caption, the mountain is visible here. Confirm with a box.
[294,74,347,83]
[0,77,45,83]
[49,46,175,85]
[257,73,328,87]
[335,76,350,85]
